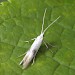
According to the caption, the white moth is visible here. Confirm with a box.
[19,8,60,69]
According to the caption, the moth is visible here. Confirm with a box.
[19,8,60,69]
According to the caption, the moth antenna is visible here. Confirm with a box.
[43,16,61,34]
[41,8,47,34]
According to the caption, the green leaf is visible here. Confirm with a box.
[0,0,7,2]
[0,0,75,75]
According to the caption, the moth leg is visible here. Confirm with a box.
[24,38,36,43]
[32,56,35,65]
[24,41,30,43]
[31,38,36,41]
[43,41,48,48]
[43,40,54,53]
[47,42,56,47]
[18,52,26,58]
[49,48,53,53]
[19,60,24,65]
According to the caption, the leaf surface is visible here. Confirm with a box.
[0,0,75,75]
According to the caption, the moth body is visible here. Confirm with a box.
[20,33,44,69]
[20,34,43,69]
[30,33,44,52]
